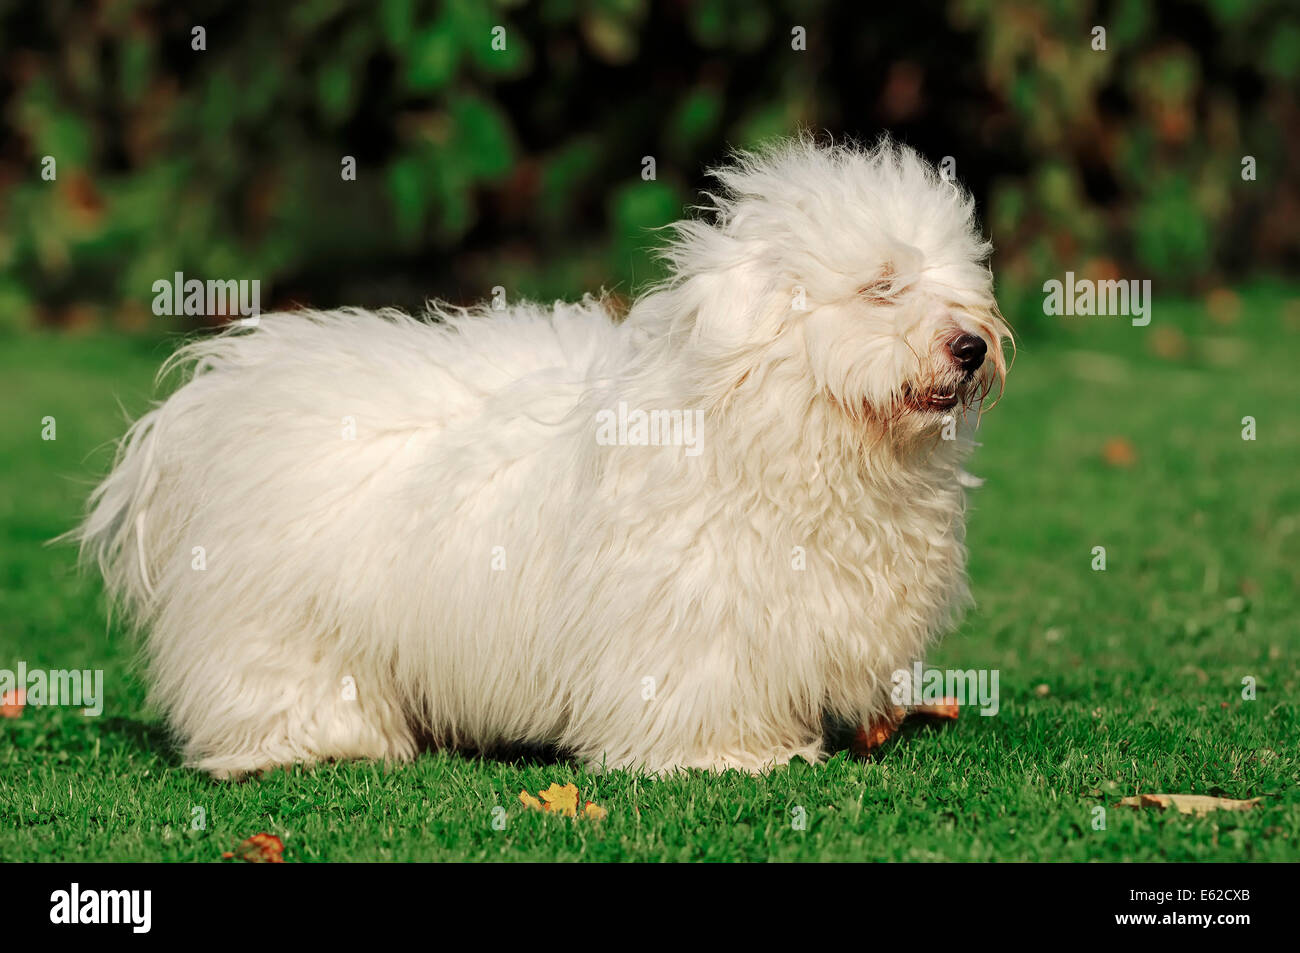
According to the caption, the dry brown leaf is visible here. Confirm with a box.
[222,832,285,862]
[851,707,907,754]
[1102,437,1137,467]
[1117,794,1262,816]
[911,698,961,720]
[851,698,961,755]
[0,689,25,719]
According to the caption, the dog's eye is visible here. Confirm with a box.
[858,277,909,304]
[858,279,894,302]
[857,264,907,304]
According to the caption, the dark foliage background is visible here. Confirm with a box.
[0,0,1296,331]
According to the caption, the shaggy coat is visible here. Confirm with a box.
[78,138,1009,777]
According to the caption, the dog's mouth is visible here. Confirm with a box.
[902,380,969,414]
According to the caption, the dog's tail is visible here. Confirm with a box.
[69,404,166,620]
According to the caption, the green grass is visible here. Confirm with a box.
[2,284,1298,862]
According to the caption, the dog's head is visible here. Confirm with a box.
[644,137,1010,443]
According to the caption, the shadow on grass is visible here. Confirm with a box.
[417,731,571,769]
[99,715,182,767]
[88,717,928,777]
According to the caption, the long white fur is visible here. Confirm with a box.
[77,137,1010,777]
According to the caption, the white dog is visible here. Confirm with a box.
[78,138,1009,778]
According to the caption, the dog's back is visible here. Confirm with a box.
[76,299,626,775]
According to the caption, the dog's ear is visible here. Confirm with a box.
[686,260,785,354]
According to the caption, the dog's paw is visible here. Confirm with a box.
[192,753,298,781]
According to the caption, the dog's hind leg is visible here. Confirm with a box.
[151,625,417,779]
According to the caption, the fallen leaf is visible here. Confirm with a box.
[0,689,25,718]
[851,707,906,753]
[851,699,960,755]
[224,832,285,862]
[519,785,605,820]
[1102,437,1137,467]
[912,698,960,720]
[538,783,580,817]
[1117,794,1262,816]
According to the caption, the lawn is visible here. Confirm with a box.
[1,283,1297,862]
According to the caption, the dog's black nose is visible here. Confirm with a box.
[949,333,987,372]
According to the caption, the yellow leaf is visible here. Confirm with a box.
[583,801,608,821]
[519,790,544,811]
[538,783,579,817]
[1117,794,1262,816]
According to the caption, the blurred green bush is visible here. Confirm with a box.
[0,0,1295,331]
